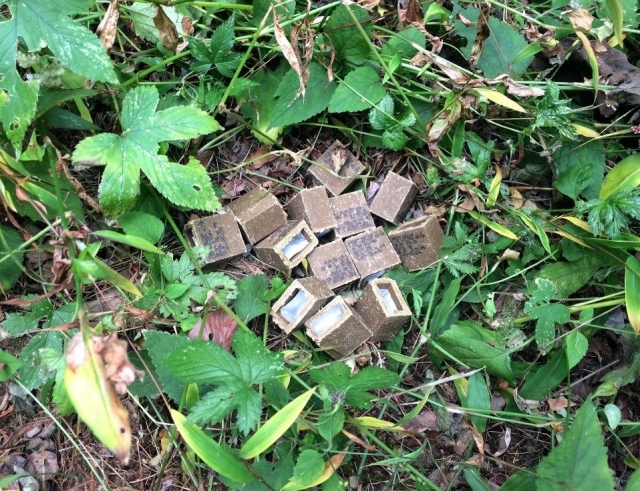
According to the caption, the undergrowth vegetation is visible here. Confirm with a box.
[1,0,640,489]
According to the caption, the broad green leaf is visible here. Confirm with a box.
[465,372,490,432]
[119,211,165,245]
[329,67,386,113]
[0,224,24,292]
[381,26,426,59]
[566,330,589,370]
[603,403,621,430]
[486,165,502,207]
[239,67,285,143]
[520,350,568,401]
[93,230,164,254]
[528,304,570,352]
[234,274,270,322]
[72,86,221,217]
[239,387,316,459]
[0,69,39,151]
[625,255,640,334]
[71,256,142,297]
[474,88,527,113]
[163,329,283,434]
[599,153,640,199]
[171,409,256,484]
[0,349,22,382]
[64,334,132,464]
[435,321,515,383]
[4,0,117,83]
[1,300,53,338]
[464,467,492,491]
[143,331,192,402]
[270,63,337,129]
[317,408,345,442]
[534,254,600,299]
[455,8,532,77]
[282,449,325,491]
[468,211,518,240]
[500,471,537,491]
[625,468,640,491]
[553,140,605,201]
[537,400,615,491]
[430,277,461,337]
[324,4,372,64]
[17,331,63,390]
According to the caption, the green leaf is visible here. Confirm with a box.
[171,409,256,484]
[455,8,532,77]
[605,0,624,46]
[536,400,615,491]
[534,255,600,299]
[17,331,63,390]
[329,67,386,113]
[625,468,640,491]
[431,278,461,337]
[528,304,570,353]
[143,331,192,402]
[317,408,345,442]
[72,86,221,217]
[369,94,396,131]
[2,299,53,338]
[0,224,24,292]
[0,349,23,382]
[163,330,283,434]
[381,26,426,59]
[599,153,640,199]
[119,211,165,245]
[553,140,606,202]
[603,403,621,430]
[93,230,164,255]
[239,67,285,143]
[0,69,39,150]
[520,350,568,401]
[625,255,640,334]
[324,4,372,64]
[4,0,117,83]
[566,330,589,370]
[436,321,515,383]
[270,63,337,129]
[500,471,537,491]
[282,449,325,491]
[463,467,492,491]
[239,387,316,460]
[466,372,490,432]
[234,274,270,323]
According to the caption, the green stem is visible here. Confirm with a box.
[120,51,191,88]
[513,298,625,325]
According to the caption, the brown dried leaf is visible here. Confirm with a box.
[398,0,427,35]
[547,396,569,412]
[188,308,238,350]
[469,5,490,70]
[96,0,120,50]
[273,12,308,99]
[93,334,144,394]
[566,8,594,31]
[492,426,511,457]
[154,6,179,52]
[402,410,440,433]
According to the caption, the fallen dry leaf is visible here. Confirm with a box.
[566,8,594,32]
[273,11,308,99]
[188,308,238,350]
[492,426,511,457]
[401,410,440,433]
[154,6,179,52]
[547,396,569,412]
[399,0,427,35]
[96,0,120,50]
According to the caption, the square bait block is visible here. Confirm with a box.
[271,277,334,334]
[369,171,418,224]
[329,191,376,239]
[344,227,401,278]
[308,141,366,196]
[254,220,319,272]
[186,213,246,266]
[285,186,336,236]
[305,296,372,358]
[354,278,411,342]
[307,240,360,290]
[226,185,287,244]
[388,216,444,271]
